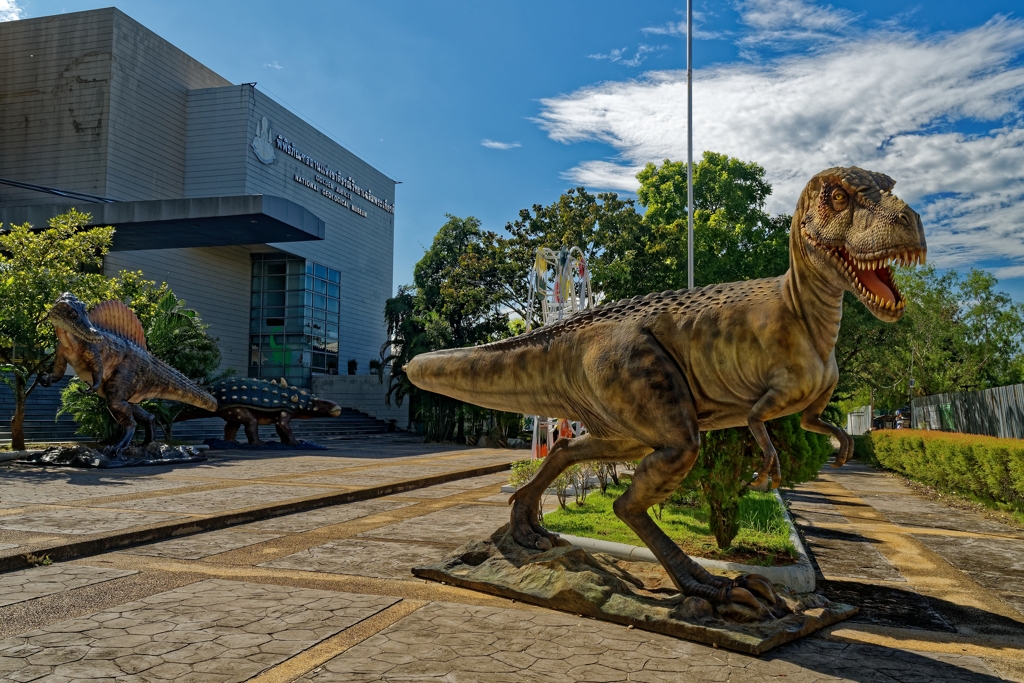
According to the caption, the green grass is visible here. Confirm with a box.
[543,484,797,566]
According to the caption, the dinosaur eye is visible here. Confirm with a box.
[831,189,848,208]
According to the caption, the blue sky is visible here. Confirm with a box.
[4,0,1024,299]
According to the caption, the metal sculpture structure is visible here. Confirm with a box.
[175,377,342,446]
[40,293,218,455]
[526,246,594,457]
[407,167,927,616]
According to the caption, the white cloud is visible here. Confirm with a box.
[536,14,1024,271]
[481,139,521,150]
[736,0,857,48]
[1,0,24,22]
[263,61,283,70]
[642,11,728,41]
[588,44,666,68]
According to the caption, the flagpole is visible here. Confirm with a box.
[686,0,694,290]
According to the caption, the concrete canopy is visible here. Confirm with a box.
[0,195,325,251]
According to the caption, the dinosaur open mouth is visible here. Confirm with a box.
[830,245,924,311]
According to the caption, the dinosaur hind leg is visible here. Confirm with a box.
[106,399,137,456]
[130,404,156,445]
[615,442,776,615]
[509,434,649,551]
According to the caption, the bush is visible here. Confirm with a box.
[679,413,833,548]
[852,434,878,466]
[867,430,1024,513]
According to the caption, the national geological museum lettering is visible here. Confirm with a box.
[292,173,368,217]
[276,135,393,218]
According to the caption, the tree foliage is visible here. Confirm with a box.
[835,265,1024,409]
[0,210,114,450]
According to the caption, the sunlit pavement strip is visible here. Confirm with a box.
[0,446,1022,681]
[0,437,518,570]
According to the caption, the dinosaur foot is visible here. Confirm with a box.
[713,574,789,622]
[509,497,570,551]
[831,440,854,468]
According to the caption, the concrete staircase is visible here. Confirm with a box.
[0,377,392,444]
[0,377,83,442]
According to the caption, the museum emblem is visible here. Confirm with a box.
[252,117,277,164]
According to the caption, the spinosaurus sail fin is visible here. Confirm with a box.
[89,300,148,350]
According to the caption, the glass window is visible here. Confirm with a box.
[251,254,339,386]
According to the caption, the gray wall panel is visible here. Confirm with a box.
[105,10,230,202]
[104,246,252,374]
[0,9,115,205]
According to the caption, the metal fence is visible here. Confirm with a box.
[846,405,872,436]
[911,383,1024,440]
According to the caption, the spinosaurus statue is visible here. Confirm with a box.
[407,167,926,613]
[39,293,218,455]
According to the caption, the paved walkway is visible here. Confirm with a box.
[0,444,1021,682]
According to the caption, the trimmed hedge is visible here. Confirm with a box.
[864,430,1024,512]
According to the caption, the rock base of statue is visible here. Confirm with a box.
[413,525,856,655]
[19,442,207,468]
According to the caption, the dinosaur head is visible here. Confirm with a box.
[795,167,926,322]
[308,397,342,417]
[48,292,103,342]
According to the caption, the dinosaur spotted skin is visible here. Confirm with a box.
[40,293,219,455]
[407,167,926,617]
[175,377,342,446]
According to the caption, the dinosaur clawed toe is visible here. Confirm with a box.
[510,497,569,551]
[734,573,777,605]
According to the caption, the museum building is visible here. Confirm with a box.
[0,8,396,388]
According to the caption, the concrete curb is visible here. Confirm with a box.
[0,460,512,574]
[550,490,816,592]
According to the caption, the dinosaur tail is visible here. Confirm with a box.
[149,357,219,412]
[405,343,558,415]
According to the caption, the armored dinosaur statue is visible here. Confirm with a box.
[174,377,342,446]
[407,166,926,613]
[39,293,218,454]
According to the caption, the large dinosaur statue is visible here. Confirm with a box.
[39,292,218,454]
[407,166,926,613]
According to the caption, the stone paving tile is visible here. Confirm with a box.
[0,564,137,607]
[0,578,398,683]
[0,542,19,551]
[796,525,905,582]
[262,538,454,579]
[912,534,1024,615]
[239,498,415,533]
[0,471,189,504]
[166,457,368,480]
[119,528,284,560]
[0,507,186,535]
[357,504,510,544]
[96,483,334,514]
[296,600,1006,683]
[391,472,510,499]
[294,465,456,488]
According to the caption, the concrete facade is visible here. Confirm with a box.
[0,8,396,388]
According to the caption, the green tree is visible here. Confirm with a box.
[835,265,1024,410]
[0,210,114,450]
[381,215,518,441]
[499,188,643,322]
